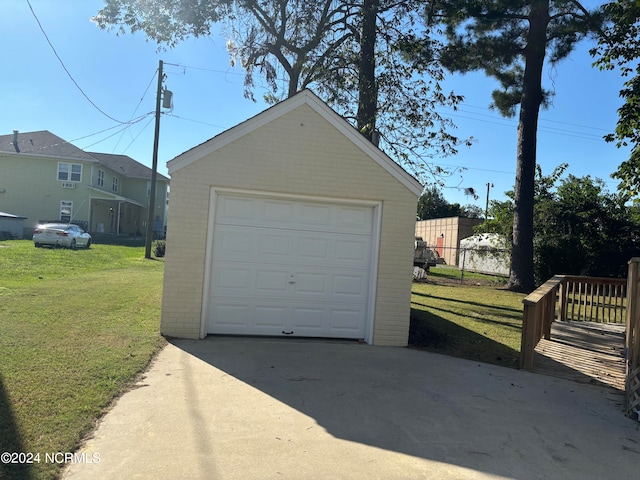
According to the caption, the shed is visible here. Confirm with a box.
[161,90,422,346]
[0,212,27,240]
[458,233,510,277]
[415,216,483,266]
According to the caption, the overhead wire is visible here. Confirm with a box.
[112,70,159,152]
[26,0,127,124]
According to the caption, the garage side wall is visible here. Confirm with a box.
[161,104,417,346]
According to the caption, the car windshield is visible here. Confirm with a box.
[41,224,70,230]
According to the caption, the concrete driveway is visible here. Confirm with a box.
[64,337,640,480]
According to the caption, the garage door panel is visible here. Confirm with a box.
[335,239,369,262]
[211,304,249,329]
[263,200,294,224]
[261,233,294,257]
[217,196,256,222]
[337,206,372,232]
[211,265,252,296]
[331,309,365,334]
[290,307,325,331]
[254,305,288,328]
[217,196,373,234]
[293,272,327,297]
[296,236,329,260]
[214,228,370,268]
[255,270,289,296]
[208,194,374,339]
[214,229,253,259]
[333,274,366,300]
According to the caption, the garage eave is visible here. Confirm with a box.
[167,90,423,197]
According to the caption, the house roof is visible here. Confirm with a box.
[88,152,169,182]
[0,130,168,182]
[0,212,27,219]
[0,130,98,162]
[167,89,423,196]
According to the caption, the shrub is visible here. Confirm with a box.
[154,240,166,258]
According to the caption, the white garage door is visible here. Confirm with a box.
[207,194,375,339]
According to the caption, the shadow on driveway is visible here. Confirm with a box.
[64,337,640,480]
[172,337,639,479]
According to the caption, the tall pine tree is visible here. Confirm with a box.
[421,0,604,292]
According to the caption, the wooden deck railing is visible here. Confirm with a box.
[626,259,640,419]
[520,275,627,370]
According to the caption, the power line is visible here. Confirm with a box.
[164,113,228,130]
[26,0,126,124]
[79,113,154,150]
[121,115,156,154]
[113,70,159,152]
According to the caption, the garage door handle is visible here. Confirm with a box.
[282,331,294,335]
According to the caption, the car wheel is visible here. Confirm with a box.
[70,239,77,250]
[86,239,92,249]
[34,243,41,248]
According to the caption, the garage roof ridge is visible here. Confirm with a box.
[167,90,422,196]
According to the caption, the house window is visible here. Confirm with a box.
[112,176,118,193]
[98,169,104,187]
[57,162,82,182]
[147,181,151,197]
[60,201,73,223]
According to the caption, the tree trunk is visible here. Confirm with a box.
[356,0,379,141]
[508,0,549,293]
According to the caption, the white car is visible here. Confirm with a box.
[33,223,92,249]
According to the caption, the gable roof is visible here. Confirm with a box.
[0,130,98,162]
[89,152,169,182]
[167,89,423,196]
[0,130,168,182]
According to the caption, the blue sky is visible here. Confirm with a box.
[2,0,632,210]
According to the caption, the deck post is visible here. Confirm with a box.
[558,278,567,322]
[627,258,640,419]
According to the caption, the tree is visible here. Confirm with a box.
[93,0,467,181]
[478,165,640,284]
[591,1,640,198]
[417,187,462,219]
[420,1,604,292]
[460,204,485,219]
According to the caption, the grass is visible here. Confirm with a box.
[427,264,509,286]
[410,280,526,369]
[0,240,165,480]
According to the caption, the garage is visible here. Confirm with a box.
[161,90,421,346]
[208,193,377,339]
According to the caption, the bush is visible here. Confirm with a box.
[154,240,166,258]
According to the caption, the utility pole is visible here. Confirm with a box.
[145,60,163,259]
[485,182,494,220]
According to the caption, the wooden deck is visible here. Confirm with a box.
[533,321,626,391]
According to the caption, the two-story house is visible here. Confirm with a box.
[0,130,169,238]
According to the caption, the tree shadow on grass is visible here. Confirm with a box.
[0,375,32,480]
[409,307,520,369]
[413,291,523,316]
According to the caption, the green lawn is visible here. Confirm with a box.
[0,240,165,480]
[410,281,526,368]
